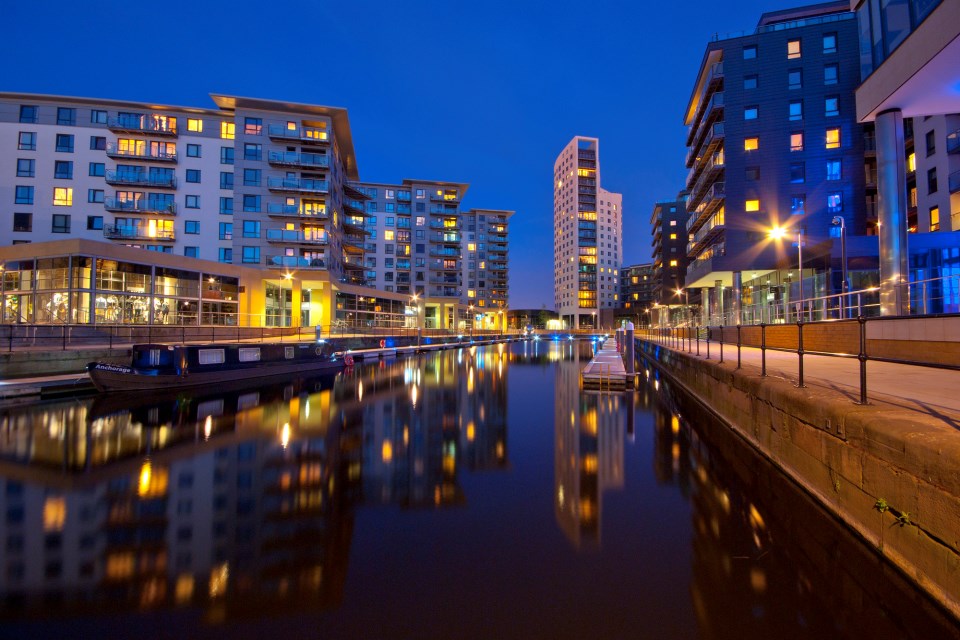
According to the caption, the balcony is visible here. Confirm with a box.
[267,255,326,269]
[267,151,330,169]
[103,225,175,242]
[949,170,960,194]
[488,261,507,271]
[429,260,460,271]
[106,143,177,163]
[489,242,508,253]
[686,214,726,260]
[685,122,725,169]
[948,129,960,155]
[686,90,724,147]
[429,247,461,258]
[107,116,178,137]
[429,287,460,298]
[343,200,367,216]
[265,229,328,245]
[429,220,461,231]
[686,152,725,209]
[267,124,330,145]
[104,197,176,216]
[429,277,460,285]
[105,171,177,189]
[429,193,460,204]
[687,182,725,235]
[434,232,462,244]
[267,177,329,194]
[342,236,367,252]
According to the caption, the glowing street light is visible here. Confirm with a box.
[768,226,806,320]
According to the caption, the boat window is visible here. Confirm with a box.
[238,348,261,362]
[284,346,295,360]
[198,349,225,365]
[149,349,161,366]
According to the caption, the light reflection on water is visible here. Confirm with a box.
[0,340,955,639]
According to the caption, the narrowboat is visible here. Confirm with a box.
[87,341,345,393]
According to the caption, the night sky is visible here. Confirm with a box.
[2,0,806,308]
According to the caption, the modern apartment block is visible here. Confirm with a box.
[0,92,511,328]
[683,1,868,323]
[553,136,622,329]
[650,196,690,307]
[618,262,656,324]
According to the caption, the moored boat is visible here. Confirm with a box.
[87,341,344,393]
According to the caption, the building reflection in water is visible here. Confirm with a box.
[0,345,509,620]
[552,340,624,550]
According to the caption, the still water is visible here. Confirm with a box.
[0,341,956,639]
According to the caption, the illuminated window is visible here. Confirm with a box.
[468,289,476,298]
[907,152,916,172]
[384,230,395,241]
[790,132,804,151]
[43,497,66,531]
[669,233,677,240]
[53,187,73,206]
[744,137,759,151]
[827,192,842,213]
[930,206,940,231]
[787,39,801,59]
[220,122,235,140]
[106,553,135,579]
[187,118,203,132]
[468,243,476,251]
[825,128,840,149]
[745,199,760,212]
[669,259,678,267]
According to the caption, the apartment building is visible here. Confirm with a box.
[553,136,622,329]
[683,1,868,323]
[618,262,656,325]
[650,196,690,307]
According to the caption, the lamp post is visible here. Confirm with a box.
[832,216,848,317]
[468,303,474,340]
[768,225,806,321]
[282,272,294,329]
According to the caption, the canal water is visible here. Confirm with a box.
[0,340,956,639]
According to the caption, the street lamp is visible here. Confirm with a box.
[832,216,848,317]
[468,303,474,340]
[675,287,689,326]
[591,310,597,331]
[282,272,294,329]
[768,225,806,321]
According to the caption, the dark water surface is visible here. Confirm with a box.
[0,341,956,639]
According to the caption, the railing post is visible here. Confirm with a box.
[760,323,767,377]
[796,319,805,388]
[705,326,711,360]
[719,324,724,363]
[857,315,868,404]
[736,324,742,369]
[62,326,66,351]
[696,325,700,356]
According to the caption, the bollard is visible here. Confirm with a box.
[760,323,767,377]
[719,325,724,363]
[705,327,711,360]
[857,315,868,404]
[625,323,635,375]
[736,324,742,369]
[696,325,700,356]
[797,319,805,388]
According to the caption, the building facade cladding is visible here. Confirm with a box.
[619,262,656,314]
[649,197,690,304]
[682,2,867,290]
[553,136,622,329]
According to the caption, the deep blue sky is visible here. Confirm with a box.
[1,0,804,309]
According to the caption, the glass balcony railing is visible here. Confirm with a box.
[265,229,328,244]
[267,151,330,168]
[106,143,177,162]
[267,178,329,193]
[947,129,960,155]
[266,255,326,269]
[103,225,175,241]
[105,171,177,188]
[267,124,329,143]
[107,116,178,136]
[103,197,176,215]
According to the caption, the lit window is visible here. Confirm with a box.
[468,243,476,251]
[43,497,66,531]
[384,230,395,241]
[669,259,678,267]
[827,192,843,213]
[669,233,677,240]
[787,39,801,59]
[825,128,840,149]
[826,160,841,181]
[907,152,916,172]
[53,187,73,206]
[187,118,203,132]
[790,132,804,151]
[745,199,760,212]
[468,289,476,298]
[930,206,940,231]
[744,137,759,151]
[220,122,235,139]
[791,195,805,216]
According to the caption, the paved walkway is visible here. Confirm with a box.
[582,338,630,389]
[642,335,960,427]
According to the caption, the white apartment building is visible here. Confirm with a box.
[553,136,622,329]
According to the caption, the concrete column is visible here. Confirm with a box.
[701,288,710,326]
[875,109,910,316]
[731,271,742,325]
[715,280,725,325]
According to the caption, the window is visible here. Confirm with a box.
[825,96,839,117]
[183,220,199,235]
[185,247,199,258]
[416,189,425,198]
[15,185,34,204]
[220,172,233,189]
[243,143,261,161]
[927,167,938,194]
[789,100,803,121]
[823,33,837,54]
[89,135,106,150]
[220,122,235,139]
[56,107,76,126]
[54,160,73,179]
[219,248,233,263]
[220,146,234,164]
[745,166,760,181]
[925,130,936,156]
[187,118,203,132]
[241,246,260,264]
[87,189,104,203]
[242,195,260,212]
[790,132,804,152]
[16,159,35,177]
[186,169,201,183]
[826,160,841,181]
[90,109,107,124]
[743,45,757,59]
[52,214,71,233]
[791,195,805,216]
[827,192,843,213]
[53,187,73,206]
[19,105,38,123]
[790,162,805,183]
[824,64,838,85]
[744,137,759,151]
[826,128,840,149]
[669,259,678,267]
[219,222,233,240]
[788,69,802,90]
[185,195,200,208]
[745,199,760,212]
[242,220,260,238]
[89,162,105,176]
[744,74,758,89]
[87,215,103,230]
[18,132,37,150]
[244,117,262,135]
[13,213,31,232]
[385,189,395,199]
[907,152,916,173]
[220,197,233,215]
[744,106,758,120]
[243,168,260,186]
[930,206,940,231]
[55,134,74,153]
[787,39,801,59]
[385,203,395,213]
[187,144,201,158]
